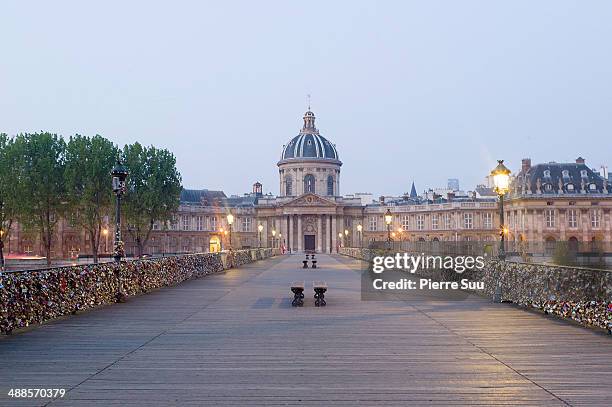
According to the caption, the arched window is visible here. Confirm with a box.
[327,175,334,196]
[285,175,293,196]
[304,174,316,194]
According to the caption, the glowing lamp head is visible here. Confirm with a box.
[272,229,276,237]
[384,209,393,225]
[258,224,264,233]
[357,224,363,232]
[491,160,511,195]
[344,229,348,236]
[226,213,234,225]
[338,233,343,238]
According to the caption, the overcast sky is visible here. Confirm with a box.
[1,1,610,197]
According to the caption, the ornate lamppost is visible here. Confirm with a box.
[384,208,393,250]
[258,223,263,248]
[491,160,511,260]
[111,160,129,262]
[226,213,234,250]
[491,160,511,303]
[338,232,343,251]
[272,229,276,248]
[357,224,363,249]
[102,227,109,254]
[344,229,349,247]
[111,160,128,303]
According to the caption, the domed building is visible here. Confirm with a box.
[253,109,364,253]
[278,110,342,197]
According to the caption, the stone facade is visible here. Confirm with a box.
[4,112,610,260]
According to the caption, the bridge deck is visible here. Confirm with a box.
[1,254,610,406]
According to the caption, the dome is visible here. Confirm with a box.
[280,111,339,161]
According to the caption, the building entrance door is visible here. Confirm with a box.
[304,235,315,252]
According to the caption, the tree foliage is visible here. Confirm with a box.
[12,133,67,265]
[122,143,182,257]
[0,134,20,269]
[65,135,118,263]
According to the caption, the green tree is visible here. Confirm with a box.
[122,143,182,258]
[13,133,67,265]
[0,134,20,270]
[65,135,118,263]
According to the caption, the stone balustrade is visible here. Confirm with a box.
[0,248,279,334]
[340,247,612,333]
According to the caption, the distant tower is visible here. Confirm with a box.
[447,178,460,191]
[253,182,263,197]
[409,182,418,198]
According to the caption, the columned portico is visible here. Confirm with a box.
[297,216,302,252]
[317,216,322,252]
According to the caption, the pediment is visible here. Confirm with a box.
[281,193,337,208]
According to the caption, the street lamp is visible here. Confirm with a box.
[338,232,343,250]
[272,229,276,248]
[226,213,234,250]
[0,228,5,271]
[384,208,393,249]
[111,160,128,262]
[111,159,129,303]
[258,223,264,248]
[357,224,363,248]
[344,229,349,247]
[491,160,511,260]
[102,228,109,254]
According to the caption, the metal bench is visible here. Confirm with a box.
[313,281,327,307]
[291,281,305,307]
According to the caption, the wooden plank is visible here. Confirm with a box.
[0,254,610,406]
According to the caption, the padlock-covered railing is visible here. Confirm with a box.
[0,248,278,334]
[340,247,612,333]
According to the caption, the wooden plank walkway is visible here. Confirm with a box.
[0,254,610,406]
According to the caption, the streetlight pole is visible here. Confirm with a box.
[357,224,363,249]
[272,229,276,248]
[491,160,511,260]
[226,213,234,250]
[111,160,129,302]
[258,224,263,248]
[384,208,393,250]
[490,159,511,303]
[338,232,343,252]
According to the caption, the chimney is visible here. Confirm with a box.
[576,157,585,165]
[379,196,385,205]
[252,182,262,196]
[521,158,531,172]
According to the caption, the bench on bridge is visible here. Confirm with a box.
[313,281,327,307]
[291,281,305,307]
[303,254,317,269]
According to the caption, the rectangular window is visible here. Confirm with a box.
[568,209,577,228]
[431,214,438,230]
[401,215,409,231]
[416,214,424,230]
[483,212,493,229]
[196,216,204,231]
[545,209,555,228]
[210,216,217,231]
[182,215,190,231]
[242,217,252,232]
[443,213,451,229]
[170,215,178,230]
[463,213,473,229]
[369,216,378,231]
[591,210,601,228]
